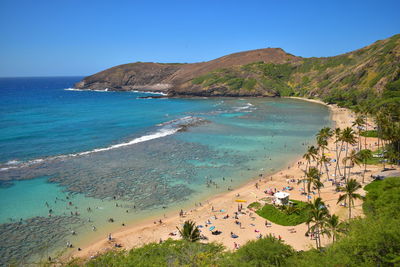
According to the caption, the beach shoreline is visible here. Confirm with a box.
[65,97,380,262]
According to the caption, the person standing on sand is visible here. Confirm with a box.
[108,233,112,241]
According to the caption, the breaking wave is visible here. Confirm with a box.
[65,88,167,95]
[0,116,203,172]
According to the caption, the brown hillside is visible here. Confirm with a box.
[75,48,299,91]
[168,48,300,84]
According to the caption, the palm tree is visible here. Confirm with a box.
[352,115,366,150]
[316,127,333,145]
[384,121,400,166]
[337,179,363,220]
[281,204,300,215]
[307,197,327,212]
[300,167,323,199]
[324,214,347,243]
[358,106,371,150]
[333,128,343,179]
[177,220,200,242]
[340,127,357,182]
[306,197,329,249]
[303,145,319,171]
[302,146,319,193]
[357,149,373,183]
[319,154,330,180]
[316,127,333,166]
[374,111,386,153]
[342,149,362,182]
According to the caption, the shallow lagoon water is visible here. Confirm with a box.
[0,77,331,264]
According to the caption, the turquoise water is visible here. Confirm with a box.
[0,77,331,264]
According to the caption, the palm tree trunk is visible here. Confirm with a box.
[325,162,330,181]
[344,143,349,182]
[348,166,352,181]
[348,199,352,220]
[303,160,309,192]
[334,142,343,181]
[377,129,381,154]
[317,226,322,249]
[334,143,339,183]
[364,118,368,150]
[363,160,366,183]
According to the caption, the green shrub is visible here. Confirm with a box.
[360,130,378,137]
[221,235,295,267]
[69,239,224,267]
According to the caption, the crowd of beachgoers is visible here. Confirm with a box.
[64,99,396,262]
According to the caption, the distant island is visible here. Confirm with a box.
[75,34,399,106]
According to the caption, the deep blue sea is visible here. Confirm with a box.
[0,77,331,264]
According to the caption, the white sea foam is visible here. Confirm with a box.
[73,128,178,157]
[65,88,167,95]
[64,88,112,92]
[0,116,199,172]
[233,103,255,112]
[132,90,167,96]
[64,88,85,91]
[6,160,20,165]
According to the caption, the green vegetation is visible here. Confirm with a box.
[177,220,201,242]
[254,200,309,226]
[64,34,400,267]
[189,34,400,115]
[220,235,295,266]
[289,177,400,266]
[361,130,378,137]
[365,156,383,165]
[337,179,364,219]
[67,239,225,267]
[362,179,382,192]
[66,178,400,266]
[191,62,295,95]
[362,177,400,219]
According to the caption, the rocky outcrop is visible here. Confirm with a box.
[75,62,182,91]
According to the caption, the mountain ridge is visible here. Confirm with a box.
[75,34,400,103]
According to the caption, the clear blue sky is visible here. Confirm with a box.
[0,0,399,77]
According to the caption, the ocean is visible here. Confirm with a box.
[0,77,331,264]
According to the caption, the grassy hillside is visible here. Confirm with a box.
[186,34,400,109]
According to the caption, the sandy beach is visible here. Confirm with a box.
[67,98,383,261]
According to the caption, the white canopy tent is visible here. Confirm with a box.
[274,191,290,205]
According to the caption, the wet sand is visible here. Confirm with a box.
[66,98,384,261]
